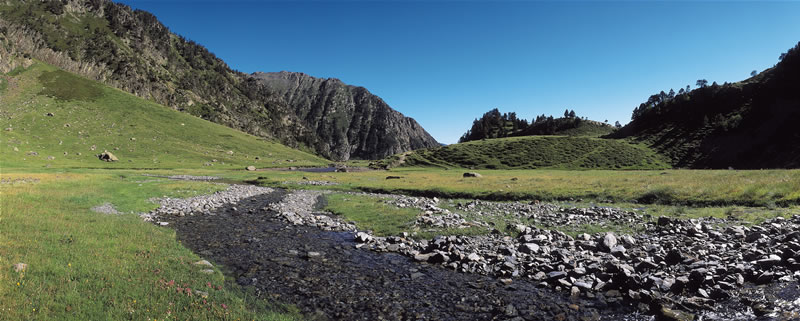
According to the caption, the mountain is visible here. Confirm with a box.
[0,0,438,160]
[612,42,800,169]
[251,72,437,160]
[0,60,328,169]
[459,108,615,143]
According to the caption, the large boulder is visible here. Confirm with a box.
[463,172,482,178]
[98,150,118,162]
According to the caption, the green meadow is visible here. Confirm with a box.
[0,171,301,320]
[261,167,800,207]
[1,63,327,170]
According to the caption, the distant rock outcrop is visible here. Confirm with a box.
[252,72,438,160]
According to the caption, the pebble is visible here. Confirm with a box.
[13,263,27,272]
[194,260,213,267]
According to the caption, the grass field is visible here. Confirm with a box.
[318,169,800,239]
[0,171,301,320]
[0,62,328,170]
[258,167,800,207]
[379,135,670,170]
[0,63,312,320]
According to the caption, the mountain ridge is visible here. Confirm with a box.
[0,0,438,160]
[250,71,437,160]
[612,41,800,169]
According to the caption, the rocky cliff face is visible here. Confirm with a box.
[0,0,438,160]
[252,72,438,160]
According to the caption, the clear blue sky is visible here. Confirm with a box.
[121,1,799,144]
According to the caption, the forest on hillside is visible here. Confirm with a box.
[459,108,615,143]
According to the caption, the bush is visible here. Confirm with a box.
[637,187,679,205]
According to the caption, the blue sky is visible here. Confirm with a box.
[121,1,799,144]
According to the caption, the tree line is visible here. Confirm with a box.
[629,42,800,123]
[459,108,609,143]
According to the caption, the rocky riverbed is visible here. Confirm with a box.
[144,185,800,320]
[145,187,646,320]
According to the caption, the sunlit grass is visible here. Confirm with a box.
[0,62,328,170]
[0,172,301,320]
[258,167,800,207]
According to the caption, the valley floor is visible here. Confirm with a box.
[2,167,800,320]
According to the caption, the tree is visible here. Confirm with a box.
[678,88,685,95]
[569,110,576,118]
[564,109,570,118]
[646,94,659,108]
[686,85,691,93]
[696,79,708,88]
[751,70,758,77]
[668,88,675,99]
[614,121,621,128]
[780,53,787,61]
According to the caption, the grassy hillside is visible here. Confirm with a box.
[547,120,615,137]
[613,42,800,168]
[0,62,328,169]
[0,1,439,161]
[378,136,669,170]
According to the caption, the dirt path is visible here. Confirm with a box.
[160,190,645,321]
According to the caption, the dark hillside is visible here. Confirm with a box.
[0,0,438,160]
[612,42,800,168]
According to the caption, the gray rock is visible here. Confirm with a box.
[463,172,482,178]
[610,245,627,257]
[602,232,618,251]
[98,150,118,162]
[756,254,782,268]
[518,243,540,254]
[12,263,27,272]
[658,307,695,321]
[194,260,213,267]
[355,232,373,243]
[414,253,432,262]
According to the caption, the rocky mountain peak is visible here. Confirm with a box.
[251,71,438,160]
